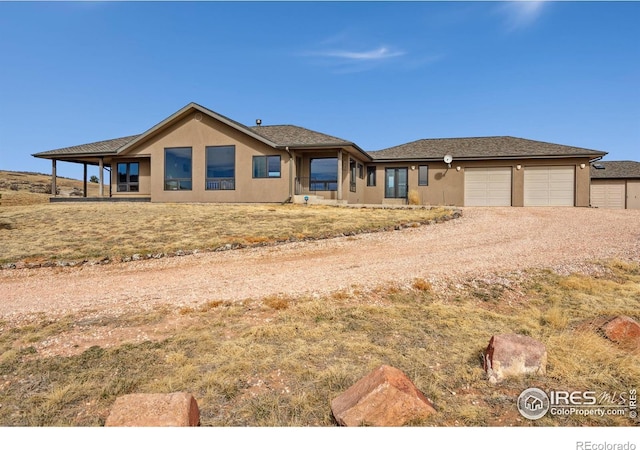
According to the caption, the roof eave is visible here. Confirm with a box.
[371,153,607,162]
[32,151,118,159]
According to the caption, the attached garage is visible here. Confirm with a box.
[590,161,640,209]
[524,166,575,206]
[590,180,626,209]
[464,167,512,206]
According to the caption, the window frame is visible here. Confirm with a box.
[206,145,236,190]
[309,157,338,191]
[253,155,282,179]
[418,165,429,186]
[164,147,192,191]
[349,160,357,192]
[366,166,376,187]
[116,162,139,192]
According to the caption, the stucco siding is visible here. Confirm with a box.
[116,112,291,203]
[363,158,592,207]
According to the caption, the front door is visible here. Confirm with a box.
[385,167,408,198]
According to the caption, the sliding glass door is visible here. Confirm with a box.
[385,167,408,198]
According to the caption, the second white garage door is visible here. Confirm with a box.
[591,180,626,209]
[524,166,575,206]
[464,167,512,206]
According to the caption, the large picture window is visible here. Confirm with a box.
[310,158,338,191]
[165,147,192,190]
[206,145,235,190]
[253,155,281,178]
[117,162,139,192]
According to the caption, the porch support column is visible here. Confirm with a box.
[83,163,88,197]
[337,150,343,201]
[51,159,57,197]
[288,148,295,199]
[98,157,104,197]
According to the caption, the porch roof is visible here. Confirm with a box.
[250,125,353,148]
[32,135,140,159]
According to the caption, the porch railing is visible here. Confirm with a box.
[295,177,338,194]
[206,178,235,190]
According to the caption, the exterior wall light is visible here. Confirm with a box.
[516,164,522,170]
[580,163,586,169]
[456,166,461,172]
[411,166,416,170]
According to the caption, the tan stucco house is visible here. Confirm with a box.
[590,161,640,209]
[33,102,608,207]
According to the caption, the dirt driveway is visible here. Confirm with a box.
[1,207,639,323]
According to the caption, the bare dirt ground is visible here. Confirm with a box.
[1,207,639,326]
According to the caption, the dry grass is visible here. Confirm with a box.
[0,170,104,206]
[0,260,638,426]
[0,202,454,265]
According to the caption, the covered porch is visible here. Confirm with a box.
[47,157,111,199]
[32,134,148,202]
[292,147,367,205]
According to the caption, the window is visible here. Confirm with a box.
[350,160,357,192]
[253,155,281,178]
[418,165,429,186]
[367,166,376,186]
[310,158,338,191]
[385,167,408,198]
[206,145,235,190]
[117,162,139,192]
[358,163,364,179]
[165,147,192,190]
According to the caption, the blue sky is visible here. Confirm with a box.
[0,1,638,180]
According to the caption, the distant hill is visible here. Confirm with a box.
[0,170,103,206]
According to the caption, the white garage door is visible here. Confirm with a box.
[464,167,512,206]
[591,180,626,209]
[524,166,575,206]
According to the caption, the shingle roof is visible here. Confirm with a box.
[33,135,140,158]
[590,160,640,179]
[368,136,607,161]
[249,125,354,148]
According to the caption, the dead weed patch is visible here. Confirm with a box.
[0,261,638,426]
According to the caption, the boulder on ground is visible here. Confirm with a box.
[601,315,640,349]
[105,392,200,427]
[330,364,436,426]
[483,333,547,384]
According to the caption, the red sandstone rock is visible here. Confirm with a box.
[483,333,547,384]
[330,365,436,426]
[601,315,640,349]
[105,392,200,427]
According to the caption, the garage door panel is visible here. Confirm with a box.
[464,168,512,206]
[591,181,625,209]
[524,166,574,206]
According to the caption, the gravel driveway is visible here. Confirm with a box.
[1,207,639,322]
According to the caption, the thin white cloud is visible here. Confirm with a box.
[301,43,407,74]
[499,1,547,31]
[317,46,406,61]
